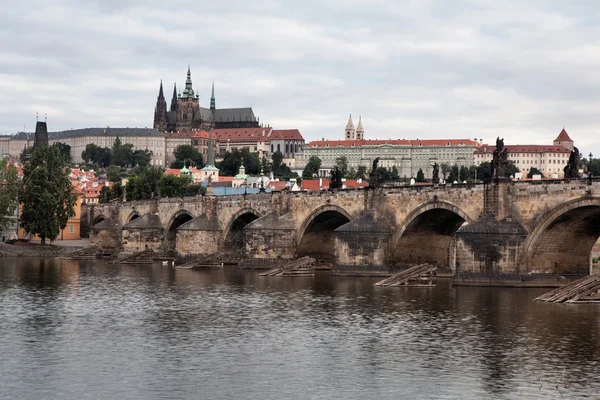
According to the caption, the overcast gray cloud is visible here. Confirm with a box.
[2,0,600,153]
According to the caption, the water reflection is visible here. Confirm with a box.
[0,258,599,399]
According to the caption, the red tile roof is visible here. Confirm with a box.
[219,176,234,182]
[554,128,573,143]
[268,181,288,191]
[475,144,571,154]
[165,131,198,138]
[307,139,480,148]
[302,179,328,191]
[193,130,210,138]
[164,168,182,176]
[213,127,272,143]
[271,129,304,141]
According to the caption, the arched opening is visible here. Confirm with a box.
[526,202,600,275]
[392,205,468,269]
[165,211,194,252]
[297,208,351,264]
[224,211,260,256]
[93,215,106,226]
[127,212,140,223]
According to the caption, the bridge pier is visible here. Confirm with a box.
[121,214,164,254]
[333,213,395,276]
[175,215,222,259]
[243,213,297,265]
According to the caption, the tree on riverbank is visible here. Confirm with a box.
[20,144,77,245]
[0,158,20,231]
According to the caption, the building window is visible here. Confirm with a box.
[277,144,281,152]
[69,224,74,234]
[271,144,273,153]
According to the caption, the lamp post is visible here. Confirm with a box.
[588,152,593,185]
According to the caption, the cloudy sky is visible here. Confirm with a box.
[2,0,600,153]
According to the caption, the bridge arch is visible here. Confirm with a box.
[164,210,195,251]
[523,197,600,275]
[222,208,262,249]
[391,201,471,269]
[92,215,107,226]
[126,211,141,223]
[297,205,352,264]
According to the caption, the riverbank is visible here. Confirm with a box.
[0,241,88,258]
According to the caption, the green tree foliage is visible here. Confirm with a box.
[416,168,425,182]
[527,167,544,178]
[82,143,112,167]
[302,156,322,178]
[440,163,451,179]
[111,136,134,167]
[475,162,492,181]
[106,165,121,183]
[171,145,204,169]
[271,151,294,179]
[260,157,272,174]
[447,165,459,182]
[374,167,392,183]
[588,158,600,176]
[20,144,77,244]
[459,166,469,182]
[346,167,357,179]
[390,166,400,181]
[335,156,348,177]
[110,182,124,201]
[356,165,367,180]
[19,146,33,163]
[55,142,71,164]
[125,166,163,201]
[99,185,110,203]
[0,158,20,231]
[218,149,262,176]
[132,149,153,168]
[508,161,520,176]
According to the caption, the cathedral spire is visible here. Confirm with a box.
[158,80,165,100]
[182,66,195,98]
[170,83,178,112]
[356,116,364,140]
[210,80,216,112]
[345,113,356,140]
[153,80,168,132]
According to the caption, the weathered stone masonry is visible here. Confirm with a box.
[89,180,600,284]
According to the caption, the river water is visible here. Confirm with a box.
[1,258,599,399]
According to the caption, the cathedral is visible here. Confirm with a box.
[153,67,260,132]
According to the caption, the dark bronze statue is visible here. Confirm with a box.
[491,137,510,181]
[563,147,581,179]
[329,166,343,190]
[431,162,439,183]
[368,157,381,189]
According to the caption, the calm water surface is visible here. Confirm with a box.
[1,258,599,399]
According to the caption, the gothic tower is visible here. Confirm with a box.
[345,114,355,140]
[153,80,168,132]
[210,80,216,112]
[170,83,178,113]
[356,116,364,140]
[176,66,200,131]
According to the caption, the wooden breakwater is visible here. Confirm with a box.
[534,275,600,303]
[259,257,316,277]
[374,264,437,287]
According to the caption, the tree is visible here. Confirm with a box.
[416,168,425,182]
[527,167,544,179]
[110,182,124,201]
[302,156,322,178]
[441,163,451,179]
[20,144,77,244]
[126,166,163,200]
[390,166,400,181]
[346,167,357,179]
[112,136,134,167]
[507,161,520,176]
[172,145,204,169]
[260,157,272,174]
[82,143,112,167]
[241,149,261,175]
[0,158,20,231]
[356,165,367,180]
[19,147,33,163]
[335,156,348,177]
[99,185,110,203]
[271,151,293,179]
[219,150,243,176]
[459,166,469,182]
[374,167,391,183]
[106,165,121,183]
[132,149,153,168]
[158,174,192,198]
[476,162,493,181]
[448,165,459,182]
[55,142,71,164]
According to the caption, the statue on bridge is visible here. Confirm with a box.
[431,162,439,183]
[491,137,510,181]
[563,147,581,179]
[329,166,343,190]
[368,157,381,188]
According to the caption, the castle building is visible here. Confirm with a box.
[296,115,480,178]
[153,67,260,133]
[474,129,574,178]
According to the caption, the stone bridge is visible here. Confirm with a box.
[89,180,600,284]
